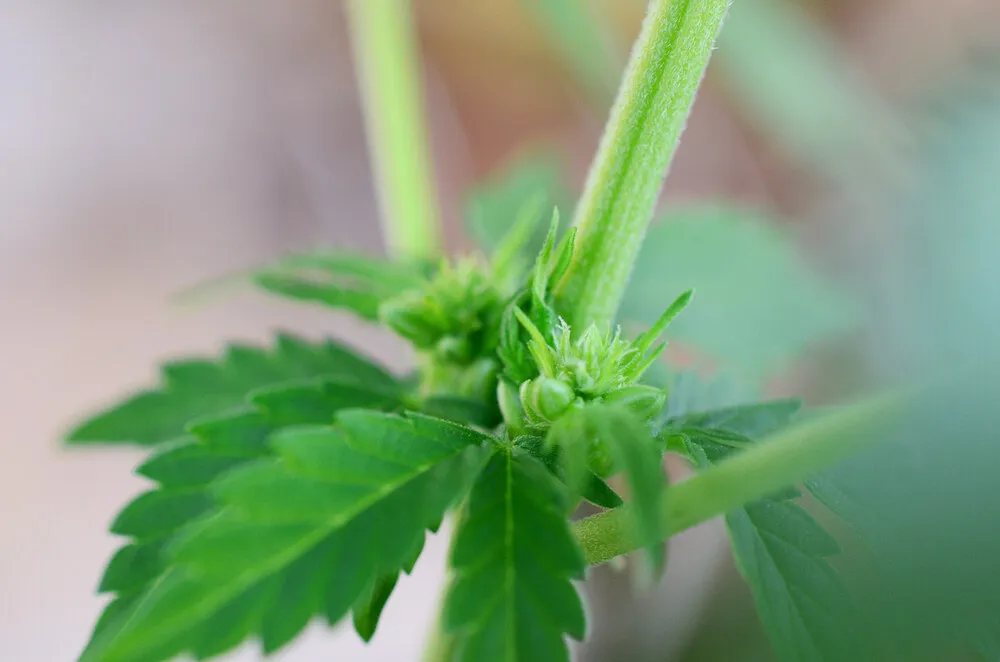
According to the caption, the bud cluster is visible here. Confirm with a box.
[499,289,693,440]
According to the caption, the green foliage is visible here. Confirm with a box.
[66,334,399,446]
[555,405,668,576]
[464,152,571,260]
[63,0,903,658]
[667,400,868,662]
[443,448,587,662]
[82,411,490,662]
[253,251,426,320]
[623,206,857,380]
[520,0,620,104]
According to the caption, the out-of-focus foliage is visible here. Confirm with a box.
[622,207,857,381]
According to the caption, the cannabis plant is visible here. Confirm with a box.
[66,1,903,661]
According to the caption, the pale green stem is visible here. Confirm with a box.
[574,392,902,565]
[556,0,732,329]
[345,0,442,260]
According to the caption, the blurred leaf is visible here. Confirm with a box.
[521,0,621,104]
[622,206,857,380]
[253,251,426,320]
[682,421,868,662]
[716,0,895,179]
[464,152,572,258]
[66,334,399,446]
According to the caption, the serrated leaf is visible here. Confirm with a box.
[67,334,398,446]
[253,273,382,320]
[727,499,865,662]
[680,409,867,662]
[95,375,403,631]
[622,207,857,380]
[665,399,802,438]
[352,574,399,643]
[80,412,489,662]
[250,250,427,319]
[444,448,586,662]
[110,490,212,542]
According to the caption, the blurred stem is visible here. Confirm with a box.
[345,0,441,260]
[574,392,902,565]
[421,614,455,662]
[555,0,731,329]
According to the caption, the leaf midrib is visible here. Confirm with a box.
[93,440,472,661]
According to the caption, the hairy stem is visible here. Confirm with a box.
[556,0,732,329]
[574,393,901,565]
[346,0,441,260]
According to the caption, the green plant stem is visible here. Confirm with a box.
[556,0,732,329]
[421,608,455,662]
[574,392,901,565]
[345,0,441,260]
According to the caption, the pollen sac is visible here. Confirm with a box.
[521,377,577,425]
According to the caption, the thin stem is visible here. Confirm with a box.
[574,392,902,565]
[345,0,442,260]
[555,0,732,329]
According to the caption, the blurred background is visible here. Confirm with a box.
[3,0,1000,660]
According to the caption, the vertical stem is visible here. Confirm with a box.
[555,0,732,329]
[346,0,442,260]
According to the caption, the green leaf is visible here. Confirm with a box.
[464,151,571,260]
[80,412,489,662]
[421,395,500,428]
[352,573,400,643]
[727,498,865,662]
[66,334,398,446]
[95,376,400,613]
[521,0,619,105]
[444,448,586,662]
[663,398,802,438]
[582,405,667,576]
[679,408,867,662]
[253,273,382,320]
[622,206,857,380]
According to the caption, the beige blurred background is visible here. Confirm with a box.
[2,1,999,660]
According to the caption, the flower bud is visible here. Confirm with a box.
[521,377,576,424]
[601,385,666,421]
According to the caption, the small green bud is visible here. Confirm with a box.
[498,380,527,437]
[601,385,666,421]
[521,377,576,424]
